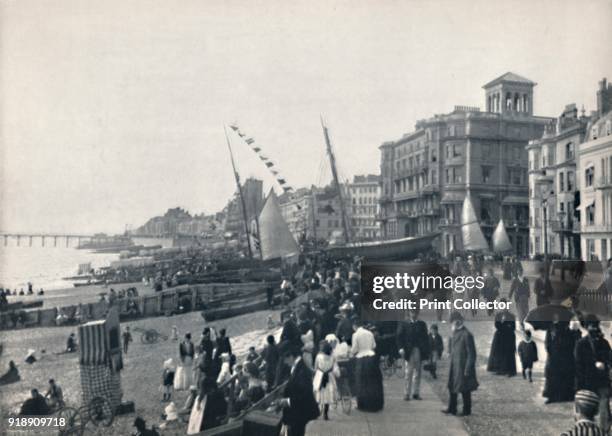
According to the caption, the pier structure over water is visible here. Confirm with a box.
[0,232,95,248]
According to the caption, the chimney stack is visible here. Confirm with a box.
[597,77,612,116]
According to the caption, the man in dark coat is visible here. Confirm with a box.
[280,313,303,353]
[278,345,319,436]
[575,314,611,432]
[199,328,214,369]
[262,334,279,391]
[442,311,478,416]
[396,308,430,400]
[481,268,500,317]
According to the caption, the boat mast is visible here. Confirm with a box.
[224,125,253,259]
[310,185,318,250]
[320,116,351,244]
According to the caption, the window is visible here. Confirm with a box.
[587,203,596,225]
[559,171,565,192]
[567,172,574,191]
[453,144,461,157]
[587,239,596,261]
[592,126,599,140]
[481,166,492,183]
[431,149,437,162]
[607,120,612,136]
[513,146,521,161]
[585,166,595,187]
[566,142,575,160]
[445,168,451,184]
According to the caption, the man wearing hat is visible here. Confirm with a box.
[278,343,319,436]
[396,307,430,401]
[561,390,605,436]
[575,313,612,432]
[442,311,478,416]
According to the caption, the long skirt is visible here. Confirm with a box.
[175,357,194,390]
[353,356,384,412]
[487,331,516,376]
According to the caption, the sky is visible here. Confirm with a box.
[1,0,611,234]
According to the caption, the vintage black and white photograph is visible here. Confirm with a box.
[1,0,612,435]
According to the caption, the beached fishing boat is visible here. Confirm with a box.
[324,232,440,260]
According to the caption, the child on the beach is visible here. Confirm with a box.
[162,358,175,402]
[518,330,538,382]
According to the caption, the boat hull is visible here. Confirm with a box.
[324,233,439,260]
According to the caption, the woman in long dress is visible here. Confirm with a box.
[543,319,577,403]
[351,320,384,412]
[313,341,340,420]
[487,305,517,376]
[175,333,195,391]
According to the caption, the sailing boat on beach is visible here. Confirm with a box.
[492,219,513,253]
[460,194,489,251]
[258,190,300,260]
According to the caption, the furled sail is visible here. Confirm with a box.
[492,219,513,253]
[461,194,489,251]
[258,190,299,260]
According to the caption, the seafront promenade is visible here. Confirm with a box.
[307,373,469,436]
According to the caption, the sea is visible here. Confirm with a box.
[0,236,173,291]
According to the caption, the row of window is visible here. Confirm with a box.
[351,196,377,205]
[350,186,378,194]
[352,206,378,216]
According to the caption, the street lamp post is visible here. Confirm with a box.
[513,222,519,258]
[542,198,548,261]
[557,210,566,257]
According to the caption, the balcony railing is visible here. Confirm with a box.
[439,218,458,226]
[581,223,612,233]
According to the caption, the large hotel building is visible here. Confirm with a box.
[379,73,552,256]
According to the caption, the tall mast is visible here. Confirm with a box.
[310,185,318,250]
[224,125,253,258]
[320,117,351,244]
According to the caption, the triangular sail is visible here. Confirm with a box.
[461,195,489,251]
[258,190,299,260]
[492,220,513,253]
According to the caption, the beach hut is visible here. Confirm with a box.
[78,309,123,410]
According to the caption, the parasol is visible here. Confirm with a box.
[524,304,575,330]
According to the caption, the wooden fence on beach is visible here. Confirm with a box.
[0,281,279,330]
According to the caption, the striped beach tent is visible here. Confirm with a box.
[78,320,109,366]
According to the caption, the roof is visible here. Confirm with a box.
[483,72,536,89]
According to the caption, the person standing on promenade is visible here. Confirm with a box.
[351,318,384,412]
[560,390,605,436]
[278,344,319,436]
[508,270,530,328]
[518,330,538,382]
[442,311,478,417]
[575,314,611,433]
[544,315,577,404]
[481,268,500,317]
[396,308,430,400]
[487,303,517,377]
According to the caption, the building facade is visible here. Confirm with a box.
[527,104,588,259]
[224,177,264,236]
[379,72,552,256]
[279,184,352,244]
[578,78,612,261]
[348,174,381,240]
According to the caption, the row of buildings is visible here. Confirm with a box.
[378,73,612,261]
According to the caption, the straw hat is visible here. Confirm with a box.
[163,358,175,370]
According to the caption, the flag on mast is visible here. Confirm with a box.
[492,219,513,253]
[461,194,489,251]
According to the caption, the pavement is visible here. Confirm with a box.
[306,371,469,436]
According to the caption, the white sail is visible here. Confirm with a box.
[492,219,513,253]
[461,195,489,251]
[258,190,299,260]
